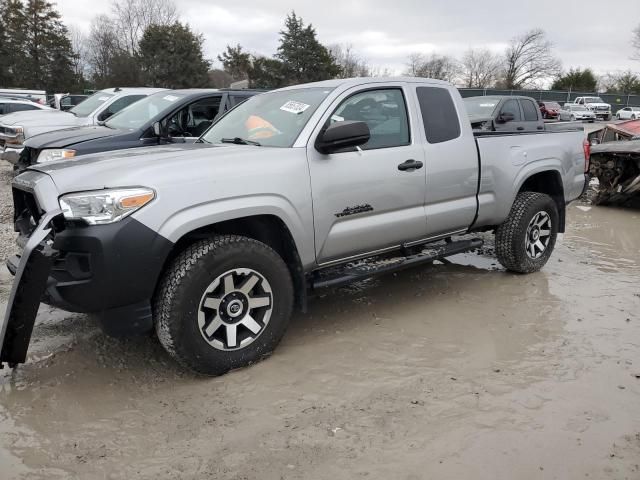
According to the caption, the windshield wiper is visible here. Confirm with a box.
[220,137,261,146]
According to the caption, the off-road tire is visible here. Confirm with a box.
[154,235,294,375]
[495,192,559,274]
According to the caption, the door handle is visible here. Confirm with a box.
[517,126,524,131]
[397,159,423,171]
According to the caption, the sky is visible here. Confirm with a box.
[55,0,640,76]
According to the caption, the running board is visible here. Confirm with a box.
[312,238,483,290]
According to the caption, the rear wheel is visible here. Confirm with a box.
[495,192,559,273]
[632,115,637,120]
[570,114,576,121]
[155,235,294,375]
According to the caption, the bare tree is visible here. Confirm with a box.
[501,29,560,89]
[111,0,177,55]
[68,26,89,83]
[461,48,502,88]
[405,53,461,83]
[86,14,119,86]
[328,43,372,78]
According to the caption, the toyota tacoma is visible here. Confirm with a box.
[1,78,589,375]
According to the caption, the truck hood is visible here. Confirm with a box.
[24,126,125,149]
[29,143,263,193]
[0,109,78,128]
[585,103,610,108]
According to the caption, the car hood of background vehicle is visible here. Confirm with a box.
[0,109,77,127]
[25,126,123,149]
[30,143,270,193]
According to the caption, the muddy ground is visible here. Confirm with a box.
[0,162,639,480]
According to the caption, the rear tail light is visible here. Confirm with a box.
[582,139,591,173]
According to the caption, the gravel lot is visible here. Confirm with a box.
[0,153,639,479]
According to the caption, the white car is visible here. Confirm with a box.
[0,87,165,163]
[558,103,596,122]
[0,97,51,116]
[615,106,640,120]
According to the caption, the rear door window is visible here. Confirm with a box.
[500,99,522,121]
[416,87,461,144]
[521,99,539,121]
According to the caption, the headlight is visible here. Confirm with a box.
[5,126,24,145]
[59,188,155,225]
[37,149,76,163]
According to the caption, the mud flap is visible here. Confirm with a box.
[0,211,60,368]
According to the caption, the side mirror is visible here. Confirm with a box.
[315,121,370,154]
[590,138,600,146]
[97,110,113,122]
[497,112,515,123]
[153,121,161,137]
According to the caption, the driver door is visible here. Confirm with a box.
[306,86,427,265]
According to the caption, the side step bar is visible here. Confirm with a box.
[312,238,483,290]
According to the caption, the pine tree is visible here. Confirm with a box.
[1,0,27,88]
[275,11,341,85]
[138,22,210,88]
[218,44,252,81]
[17,0,76,91]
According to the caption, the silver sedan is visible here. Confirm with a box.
[558,104,596,122]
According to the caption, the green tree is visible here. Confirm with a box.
[249,56,286,89]
[138,22,210,88]
[1,0,27,88]
[20,0,76,91]
[218,44,252,81]
[275,11,340,85]
[551,68,598,91]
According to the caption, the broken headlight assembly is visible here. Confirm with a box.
[59,188,155,225]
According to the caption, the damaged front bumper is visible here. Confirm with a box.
[0,210,60,368]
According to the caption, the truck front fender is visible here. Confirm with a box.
[153,194,316,268]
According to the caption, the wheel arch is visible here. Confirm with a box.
[517,169,566,233]
[157,214,308,312]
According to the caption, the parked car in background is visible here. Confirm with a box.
[538,101,561,119]
[573,96,612,120]
[615,106,640,120]
[16,89,260,170]
[0,89,47,105]
[0,97,52,116]
[1,77,589,374]
[464,95,544,132]
[48,94,89,111]
[0,87,165,164]
[558,103,596,122]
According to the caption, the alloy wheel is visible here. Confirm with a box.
[197,268,273,351]
[525,211,552,259]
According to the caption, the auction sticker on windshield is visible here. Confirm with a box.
[280,101,310,114]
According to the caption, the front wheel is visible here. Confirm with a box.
[570,114,576,121]
[495,192,559,273]
[155,235,294,375]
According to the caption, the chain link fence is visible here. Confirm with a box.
[458,88,640,114]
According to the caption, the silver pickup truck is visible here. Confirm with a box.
[1,78,589,375]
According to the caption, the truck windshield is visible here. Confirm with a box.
[201,87,334,147]
[69,92,114,117]
[463,97,499,117]
[105,93,186,130]
[585,97,604,103]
